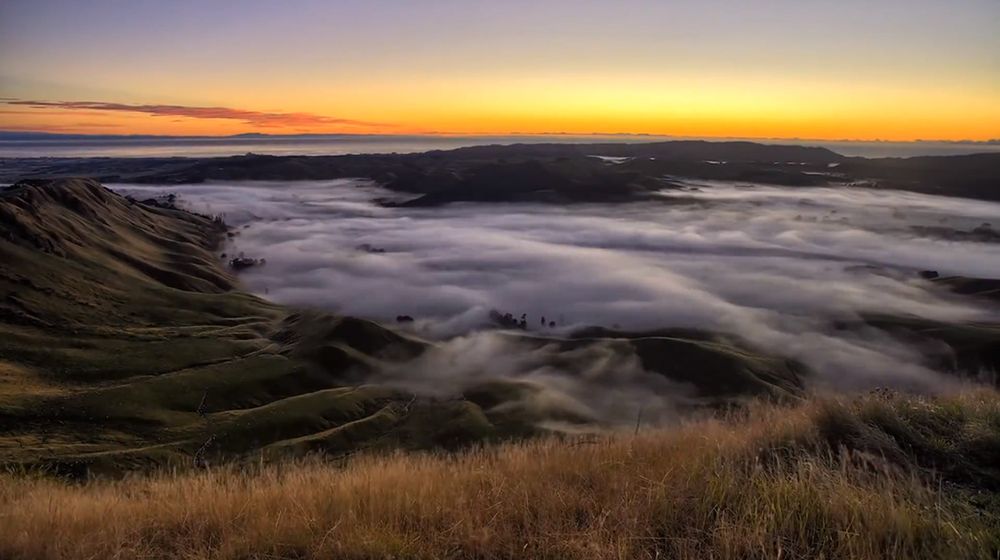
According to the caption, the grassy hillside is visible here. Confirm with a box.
[0,179,492,473]
[0,179,806,474]
[2,390,998,560]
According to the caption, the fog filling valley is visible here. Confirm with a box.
[114,180,1000,424]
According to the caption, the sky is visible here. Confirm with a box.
[1,0,998,140]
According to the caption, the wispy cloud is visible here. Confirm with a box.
[5,100,392,130]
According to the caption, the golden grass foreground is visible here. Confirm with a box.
[2,390,999,560]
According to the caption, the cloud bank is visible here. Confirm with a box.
[115,180,1000,408]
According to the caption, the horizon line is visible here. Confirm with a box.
[1,129,998,145]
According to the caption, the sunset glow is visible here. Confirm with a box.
[1,0,997,140]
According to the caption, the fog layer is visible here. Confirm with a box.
[115,180,1000,397]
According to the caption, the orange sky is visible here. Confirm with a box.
[1,1,998,141]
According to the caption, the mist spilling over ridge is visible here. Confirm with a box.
[116,179,1000,393]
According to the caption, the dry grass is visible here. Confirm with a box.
[2,390,998,560]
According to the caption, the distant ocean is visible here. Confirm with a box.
[0,133,997,159]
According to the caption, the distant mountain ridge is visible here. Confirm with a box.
[2,139,998,201]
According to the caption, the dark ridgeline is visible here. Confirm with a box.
[3,140,997,203]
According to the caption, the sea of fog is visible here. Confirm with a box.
[5,134,1000,158]
[113,180,1000,403]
